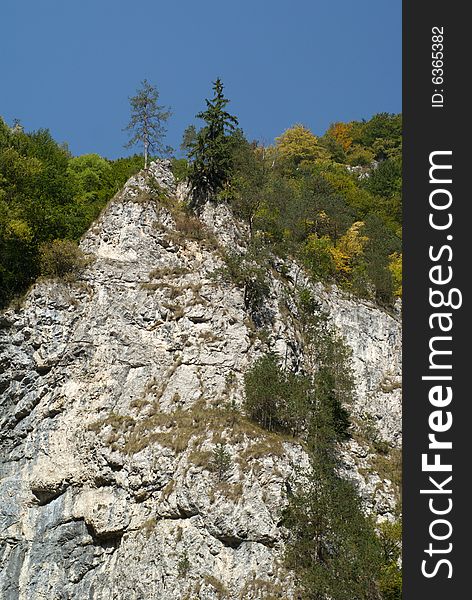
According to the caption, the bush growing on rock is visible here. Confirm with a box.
[244,354,310,436]
[284,459,383,600]
[210,442,232,481]
[244,301,355,443]
[217,246,271,318]
[39,239,89,279]
[378,520,402,600]
[244,354,286,432]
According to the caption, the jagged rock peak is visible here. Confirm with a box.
[127,159,177,193]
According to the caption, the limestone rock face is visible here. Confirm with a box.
[0,161,401,599]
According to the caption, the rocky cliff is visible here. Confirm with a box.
[0,161,401,599]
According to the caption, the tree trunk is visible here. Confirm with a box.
[144,112,149,169]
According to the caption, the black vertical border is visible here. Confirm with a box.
[403,2,469,598]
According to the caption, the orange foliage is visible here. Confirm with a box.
[327,122,354,152]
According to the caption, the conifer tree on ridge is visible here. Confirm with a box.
[188,78,238,208]
[124,79,171,169]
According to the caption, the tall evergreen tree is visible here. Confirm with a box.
[188,78,238,208]
[284,456,382,600]
[283,301,383,599]
[124,79,171,169]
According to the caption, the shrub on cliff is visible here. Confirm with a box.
[378,520,402,600]
[244,354,310,436]
[39,239,89,279]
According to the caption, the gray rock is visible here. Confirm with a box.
[0,160,401,598]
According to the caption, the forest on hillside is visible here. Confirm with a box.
[0,81,401,309]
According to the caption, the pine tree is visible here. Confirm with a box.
[211,442,232,481]
[188,78,238,208]
[284,300,383,599]
[124,80,171,169]
[284,457,382,600]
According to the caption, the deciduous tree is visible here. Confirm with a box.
[275,124,327,170]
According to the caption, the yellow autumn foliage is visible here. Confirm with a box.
[275,124,327,167]
[388,252,402,297]
[339,221,368,256]
[5,219,34,242]
[330,221,368,276]
[330,246,352,274]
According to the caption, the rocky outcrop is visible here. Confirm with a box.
[0,161,401,599]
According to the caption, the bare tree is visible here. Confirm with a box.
[124,79,171,169]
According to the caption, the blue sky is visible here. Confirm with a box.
[1,0,401,159]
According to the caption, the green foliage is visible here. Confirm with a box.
[67,153,112,203]
[187,78,239,208]
[301,303,354,444]
[214,113,402,306]
[319,134,346,163]
[171,157,190,182]
[217,246,270,316]
[284,463,383,600]
[244,354,310,436]
[211,442,232,481]
[319,123,350,163]
[356,215,400,305]
[243,298,387,599]
[0,117,144,307]
[283,301,391,599]
[0,102,403,597]
[223,133,268,234]
[180,124,197,156]
[244,301,354,442]
[302,235,336,280]
[244,354,282,431]
[378,520,402,600]
[275,124,328,171]
[1,107,401,309]
[364,157,401,199]
[242,296,401,598]
[347,146,375,166]
[39,239,89,279]
[124,79,171,168]
[353,113,402,161]
[108,154,145,190]
[379,563,402,600]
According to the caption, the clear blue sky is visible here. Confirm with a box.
[1,0,401,159]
